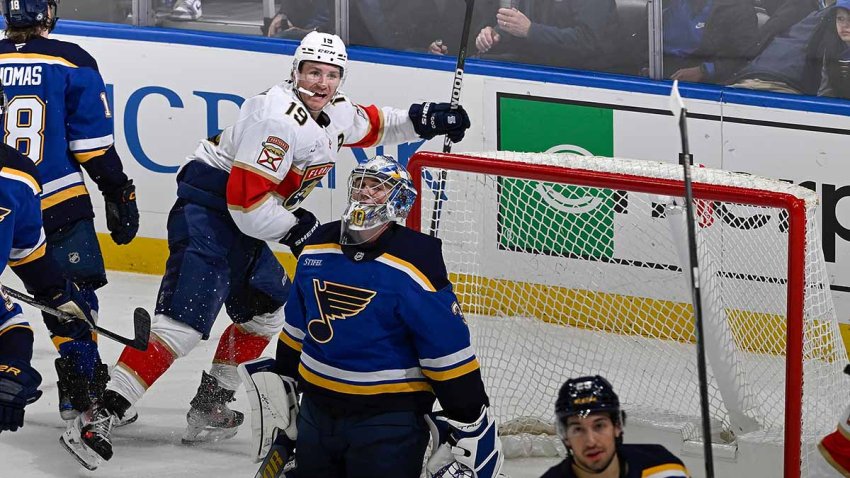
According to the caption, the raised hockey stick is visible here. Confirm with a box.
[669,81,714,478]
[428,0,475,237]
[2,286,151,351]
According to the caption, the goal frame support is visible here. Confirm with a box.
[407,151,806,478]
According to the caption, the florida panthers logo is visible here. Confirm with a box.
[309,279,376,343]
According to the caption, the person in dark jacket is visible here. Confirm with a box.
[661,0,759,84]
[265,0,332,39]
[471,0,622,72]
[728,5,834,94]
[540,376,689,478]
[819,0,850,97]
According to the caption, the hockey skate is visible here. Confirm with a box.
[55,358,110,422]
[182,371,244,444]
[60,403,115,470]
[169,0,202,21]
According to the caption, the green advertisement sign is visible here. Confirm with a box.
[497,94,616,259]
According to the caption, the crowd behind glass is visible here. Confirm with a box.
[63,0,850,100]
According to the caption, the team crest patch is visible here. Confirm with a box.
[256,136,290,172]
[0,207,9,222]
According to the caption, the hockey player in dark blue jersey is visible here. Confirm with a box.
[239,155,504,478]
[0,0,140,425]
[541,376,690,478]
[0,121,97,436]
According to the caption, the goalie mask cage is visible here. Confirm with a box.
[407,151,849,478]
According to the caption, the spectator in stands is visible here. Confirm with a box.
[349,0,468,53]
[541,375,690,478]
[749,0,820,57]
[265,0,333,39]
[469,0,622,72]
[728,4,834,95]
[819,0,850,97]
[659,0,759,85]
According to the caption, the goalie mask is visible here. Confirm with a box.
[291,31,347,105]
[555,375,625,443]
[341,155,417,246]
[4,0,59,31]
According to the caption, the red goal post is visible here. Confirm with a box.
[406,151,849,478]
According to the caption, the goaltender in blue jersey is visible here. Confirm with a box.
[0,0,139,426]
[0,138,97,436]
[238,155,503,478]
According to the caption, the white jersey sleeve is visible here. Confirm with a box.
[325,96,420,148]
[226,116,300,242]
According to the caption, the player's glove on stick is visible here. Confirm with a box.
[36,281,96,340]
[281,208,319,258]
[425,406,504,478]
[104,179,139,245]
[0,358,42,433]
[409,102,471,142]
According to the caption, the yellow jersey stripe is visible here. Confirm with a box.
[8,243,46,267]
[0,53,77,68]
[41,185,89,209]
[378,253,436,291]
[642,463,689,478]
[0,167,41,194]
[0,324,33,338]
[421,358,480,382]
[279,330,303,352]
[302,243,342,253]
[299,363,433,395]
[73,147,109,163]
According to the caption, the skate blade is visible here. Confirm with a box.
[181,425,239,445]
[114,406,139,428]
[60,426,102,470]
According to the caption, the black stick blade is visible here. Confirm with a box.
[130,307,151,351]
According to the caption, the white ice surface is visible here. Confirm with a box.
[0,271,558,477]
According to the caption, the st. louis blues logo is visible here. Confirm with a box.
[0,207,9,223]
[309,279,376,343]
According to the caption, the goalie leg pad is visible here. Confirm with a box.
[238,357,299,461]
[425,406,504,478]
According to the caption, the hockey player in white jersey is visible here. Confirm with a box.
[62,31,471,470]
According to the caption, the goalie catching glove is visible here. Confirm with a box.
[238,357,299,477]
[425,406,504,478]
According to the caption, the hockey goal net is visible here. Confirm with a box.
[407,151,849,477]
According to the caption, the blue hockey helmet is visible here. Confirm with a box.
[555,375,625,439]
[341,155,417,245]
[4,0,59,30]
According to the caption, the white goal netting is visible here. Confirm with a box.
[409,151,850,477]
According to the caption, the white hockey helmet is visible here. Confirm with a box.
[341,155,417,245]
[291,31,348,85]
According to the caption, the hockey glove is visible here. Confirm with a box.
[425,406,504,478]
[281,209,319,258]
[0,358,43,433]
[409,102,471,143]
[104,180,139,245]
[36,281,96,340]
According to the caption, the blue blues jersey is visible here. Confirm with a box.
[0,143,45,336]
[277,222,489,417]
[540,444,690,478]
[0,37,128,234]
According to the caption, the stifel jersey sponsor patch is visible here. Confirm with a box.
[256,136,290,173]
